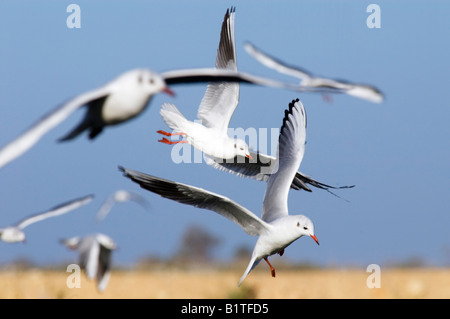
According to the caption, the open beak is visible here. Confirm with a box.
[245,153,253,160]
[163,87,175,97]
[310,234,319,245]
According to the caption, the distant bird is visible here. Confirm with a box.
[0,195,93,243]
[96,189,150,222]
[244,42,384,103]
[159,8,350,195]
[60,233,117,292]
[120,98,319,286]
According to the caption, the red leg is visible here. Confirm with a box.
[158,137,188,145]
[264,257,276,278]
[157,130,187,137]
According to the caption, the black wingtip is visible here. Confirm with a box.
[118,166,129,178]
[225,6,236,19]
[281,98,301,134]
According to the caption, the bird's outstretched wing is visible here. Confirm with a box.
[119,166,270,236]
[262,99,307,222]
[16,194,94,229]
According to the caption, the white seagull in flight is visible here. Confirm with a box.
[120,98,319,286]
[0,194,94,243]
[244,42,384,103]
[0,36,317,170]
[157,7,252,160]
[60,233,117,292]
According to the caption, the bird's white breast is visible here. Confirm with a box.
[102,88,151,124]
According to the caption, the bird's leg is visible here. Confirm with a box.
[157,130,187,137]
[158,137,188,145]
[264,257,276,278]
[278,249,284,256]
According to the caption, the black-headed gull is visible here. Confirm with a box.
[244,42,384,103]
[96,189,150,222]
[157,8,252,160]
[120,98,319,286]
[60,233,117,292]
[0,55,312,170]
[0,195,93,243]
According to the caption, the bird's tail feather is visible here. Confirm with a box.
[238,256,260,287]
[159,103,188,133]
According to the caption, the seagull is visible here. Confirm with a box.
[60,233,117,292]
[96,189,150,222]
[0,66,325,171]
[157,8,252,160]
[120,98,319,286]
[0,194,94,243]
[244,42,384,103]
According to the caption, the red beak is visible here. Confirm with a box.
[163,87,175,97]
[310,234,319,245]
[246,154,254,160]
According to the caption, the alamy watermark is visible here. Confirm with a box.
[66,4,81,29]
[66,263,81,288]
[366,4,381,29]
[366,264,381,288]
[168,123,280,175]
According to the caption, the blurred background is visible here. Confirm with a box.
[0,0,449,282]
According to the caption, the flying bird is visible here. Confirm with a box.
[120,98,319,286]
[96,189,150,222]
[0,63,309,171]
[0,194,94,243]
[60,233,117,292]
[157,8,252,160]
[244,42,384,103]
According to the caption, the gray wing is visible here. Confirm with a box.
[262,99,307,222]
[204,151,274,182]
[0,86,111,169]
[97,244,113,292]
[78,236,100,280]
[119,166,270,236]
[96,190,150,222]
[16,194,94,229]
[95,195,117,222]
[205,152,354,194]
[245,42,384,103]
[197,7,239,133]
[161,68,333,93]
[244,42,313,81]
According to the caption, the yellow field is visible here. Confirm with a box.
[1,267,450,299]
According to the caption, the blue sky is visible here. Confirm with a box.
[0,1,449,269]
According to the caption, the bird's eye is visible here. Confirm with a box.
[297,222,300,227]
[138,76,143,83]
[149,78,155,84]
[234,144,237,148]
